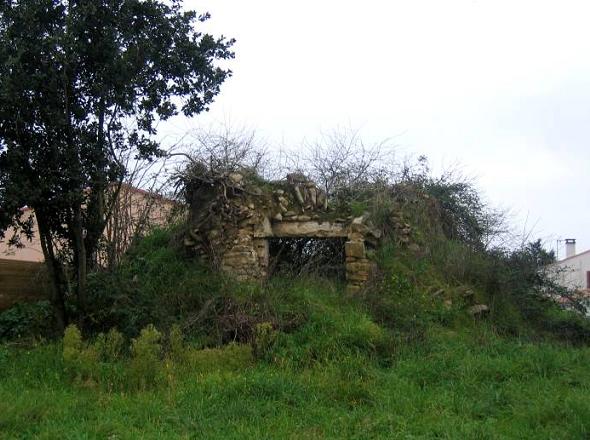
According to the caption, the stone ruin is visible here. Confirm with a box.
[182,167,381,293]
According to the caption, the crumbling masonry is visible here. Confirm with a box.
[183,169,380,293]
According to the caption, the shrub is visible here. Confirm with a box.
[63,324,83,361]
[167,324,186,363]
[252,322,277,361]
[129,324,163,390]
[363,271,431,346]
[0,301,53,341]
[0,344,9,374]
[62,324,99,380]
[94,328,125,362]
[186,342,253,373]
[543,307,590,345]
[84,227,226,339]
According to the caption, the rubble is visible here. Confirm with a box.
[182,168,381,292]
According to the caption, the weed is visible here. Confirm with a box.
[94,328,125,362]
[186,342,253,373]
[129,324,163,390]
[167,324,186,363]
[62,324,99,380]
[251,321,277,361]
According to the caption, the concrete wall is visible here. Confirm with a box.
[0,185,176,264]
[0,258,48,310]
[0,209,44,262]
[0,186,177,310]
[550,250,590,290]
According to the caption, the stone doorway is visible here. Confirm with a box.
[182,169,381,293]
[268,237,347,280]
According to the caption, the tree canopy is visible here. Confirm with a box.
[0,0,234,328]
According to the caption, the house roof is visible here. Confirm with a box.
[116,182,180,205]
[554,248,590,264]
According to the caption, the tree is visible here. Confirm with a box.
[185,124,269,176]
[301,127,392,198]
[0,0,234,329]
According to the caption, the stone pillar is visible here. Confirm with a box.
[253,238,270,277]
[218,212,272,281]
[220,229,261,281]
[345,239,373,294]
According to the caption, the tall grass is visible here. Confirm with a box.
[2,321,590,438]
[2,224,590,438]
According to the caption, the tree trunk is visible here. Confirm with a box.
[71,204,88,315]
[36,211,68,333]
[84,97,107,270]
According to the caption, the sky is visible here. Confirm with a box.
[165,0,590,258]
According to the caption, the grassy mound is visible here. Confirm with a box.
[3,165,590,439]
[2,305,590,438]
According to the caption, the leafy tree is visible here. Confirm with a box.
[0,0,234,329]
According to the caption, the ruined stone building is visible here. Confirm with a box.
[182,169,381,293]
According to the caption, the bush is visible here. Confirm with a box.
[252,322,277,361]
[84,227,227,339]
[185,342,253,373]
[167,324,186,363]
[58,320,261,391]
[0,301,53,341]
[94,328,125,362]
[0,344,9,374]
[129,324,163,390]
[62,324,99,380]
[363,270,431,345]
[62,324,83,359]
[543,307,590,345]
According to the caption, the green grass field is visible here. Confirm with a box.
[2,283,589,439]
[2,229,590,439]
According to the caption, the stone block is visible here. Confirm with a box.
[222,252,257,266]
[346,284,362,295]
[468,304,489,316]
[346,271,369,282]
[347,232,365,242]
[345,241,365,258]
[346,260,372,273]
[228,245,254,253]
[253,239,269,268]
[350,223,368,234]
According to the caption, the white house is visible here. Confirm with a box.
[550,239,590,291]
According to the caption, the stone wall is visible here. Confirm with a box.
[217,216,378,292]
[184,169,380,292]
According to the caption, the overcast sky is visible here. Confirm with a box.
[168,0,590,257]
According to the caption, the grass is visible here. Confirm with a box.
[2,226,590,438]
[2,282,590,439]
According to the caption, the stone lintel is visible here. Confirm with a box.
[269,221,349,238]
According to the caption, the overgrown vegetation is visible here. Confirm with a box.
[0,0,234,330]
[2,128,590,436]
[0,0,587,435]
[2,280,590,437]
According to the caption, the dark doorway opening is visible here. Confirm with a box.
[268,237,346,280]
